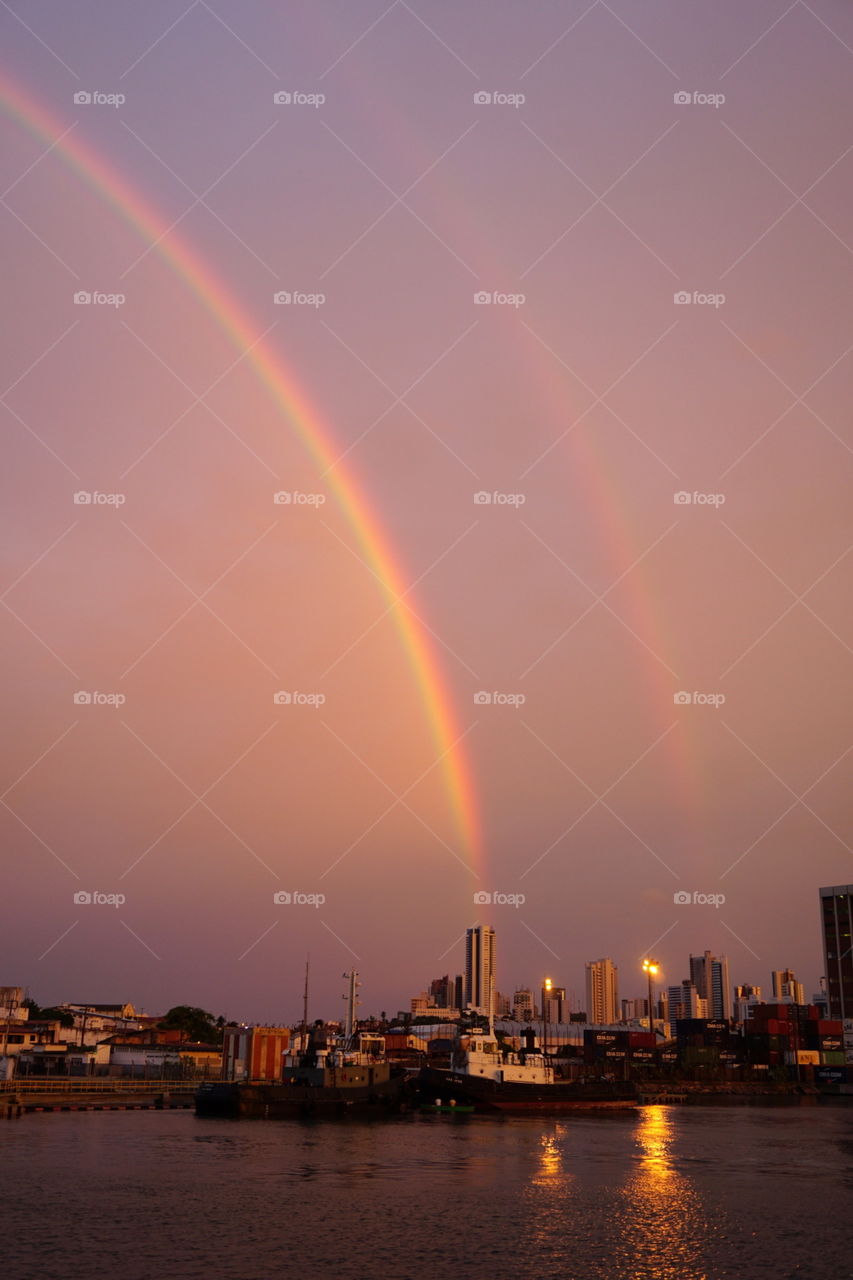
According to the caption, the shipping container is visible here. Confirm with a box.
[804,1019,843,1035]
[625,1032,656,1048]
[816,1067,849,1084]
[786,1050,820,1066]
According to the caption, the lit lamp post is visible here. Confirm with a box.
[642,960,660,1037]
[543,978,552,1059]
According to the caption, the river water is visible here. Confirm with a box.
[3,1105,852,1279]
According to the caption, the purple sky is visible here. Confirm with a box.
[2,0,851,1022]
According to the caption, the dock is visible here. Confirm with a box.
[0,1080,198,1115]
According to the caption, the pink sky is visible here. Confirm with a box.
[1,0,851,1021]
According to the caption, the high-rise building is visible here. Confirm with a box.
[513,988,535,1021]
[465,926,496,1018]
[820,886,853,1019]
[771,969,805,1005]
[541,983,566,1024]
[668,980,708,1021]
[733,983,762,1024]
[429,975,457,1009]
[812,977,829,1018]
[585,959,619,1024]
[689,951,732,1020]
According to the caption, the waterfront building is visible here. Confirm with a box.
[771,969,805,1005]
[513,988,535,1020]
[221,1026,290,1082]
[541,983,566,1024]
[820,886,853,1019]
[689,952,732,1021]
[429,975,457,1009]
[733,984,762,1024]
[621,998,649,1022]
[465,926,496,1019]
[585,959,619,1025]
[668,980,708,1021]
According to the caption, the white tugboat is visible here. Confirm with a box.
[420,1023,636,1113]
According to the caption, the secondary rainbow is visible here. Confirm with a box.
[0,71,482,875]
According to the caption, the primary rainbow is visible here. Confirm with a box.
[0,71,482,876]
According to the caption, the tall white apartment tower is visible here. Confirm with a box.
[465,925,496,1019]
[585,958,619,1024]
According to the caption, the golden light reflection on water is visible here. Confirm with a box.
[532,1126,570,1190]
[522,1109,710,1280]
[621,1107,709,1280]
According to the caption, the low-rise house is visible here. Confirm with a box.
[95,1034,222,1078]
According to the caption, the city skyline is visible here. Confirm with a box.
[3,914,827,1029]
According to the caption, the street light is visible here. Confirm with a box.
[543,979,552,1060]
[642,960,660,1036]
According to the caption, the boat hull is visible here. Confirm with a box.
[419,1067,637,1113]
[196,1075,409,1118]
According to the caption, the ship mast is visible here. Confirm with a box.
[343,970,360,1044]
[301,955,309,1037]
